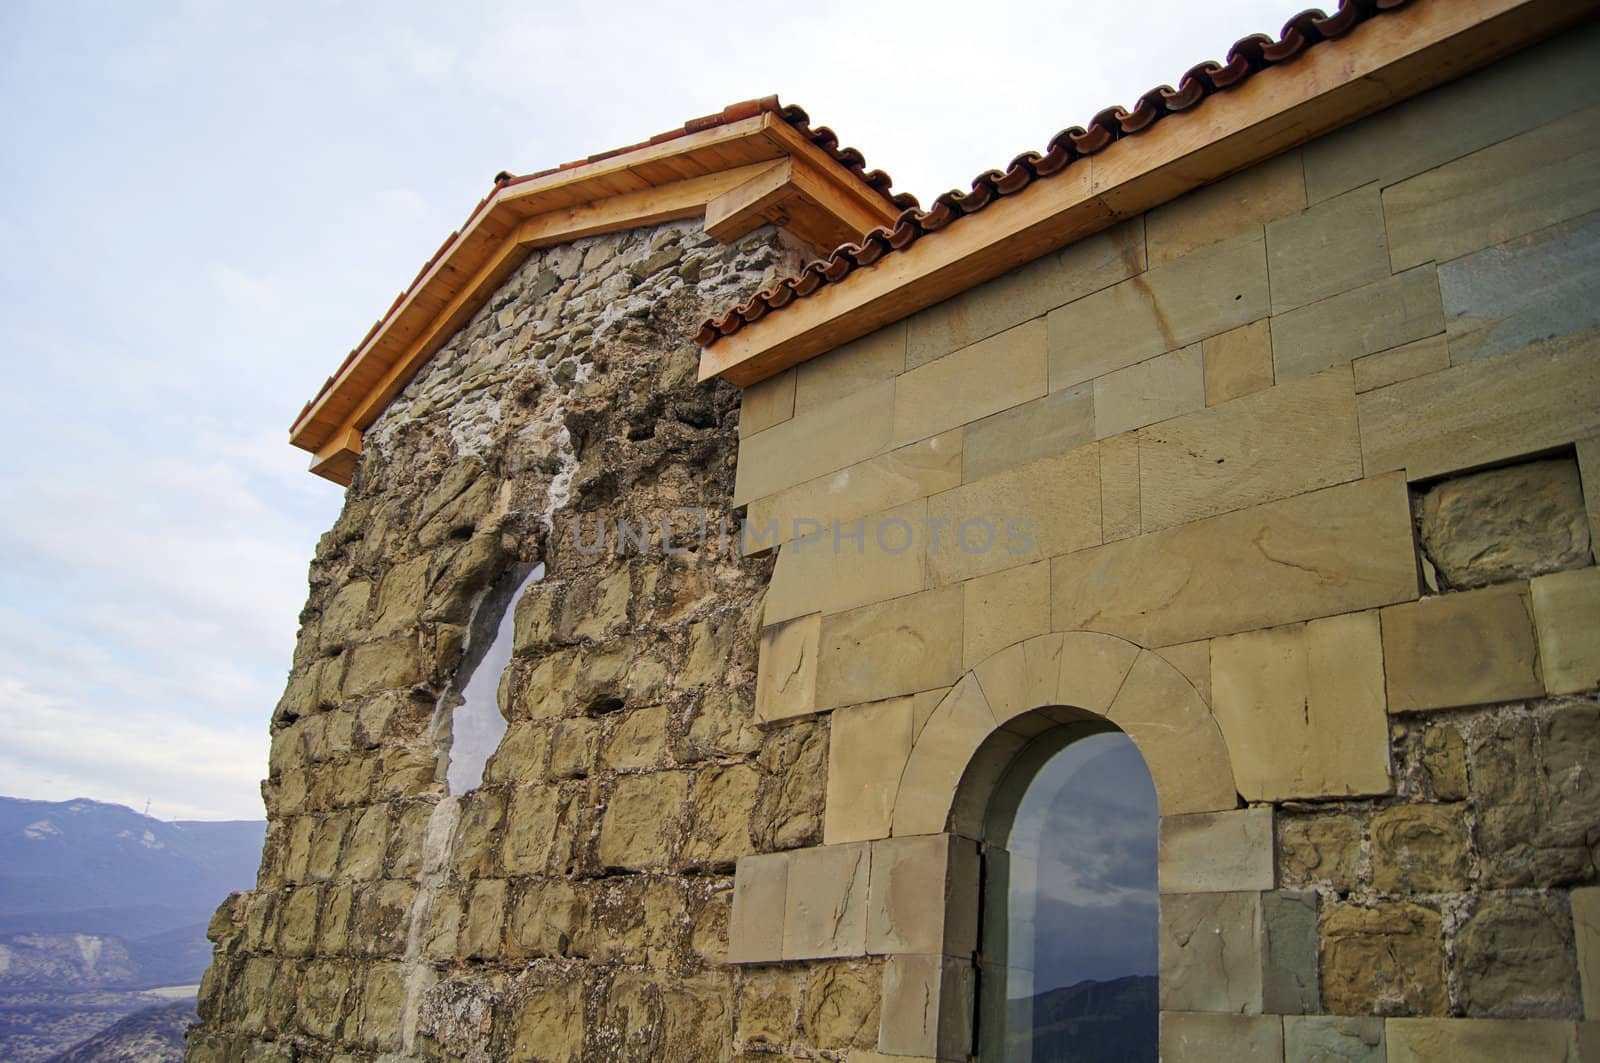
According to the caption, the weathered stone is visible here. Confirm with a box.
[506,880,585,959]
[1139,369,1362,534]
[801,961,880,1050]
[1532,567,1600,696]
[1352,334,1450,393]
[276,885,321,957]
[1470,709,1596,888]
[816,585,963,710]
[825,697,913,845]
[342,636,422,697]
[598,771,688,870]
[735,966,799,1047]
[782,842,870,960]
[794,322,904,415]
[1370,803,1472,893]
[1380,583,1544,712]
[1053,472,1418,647]
[1262,892,1321,1017]
[1203,318,1274,406]
[1384,103,1600,272]
[961,561,1049,671]
[462,878,507,960]
[907,219,1144,368]
[1321,902,1446,1016]
[600,704,668,771]
[502,785,564,875]
[1048,230,1269,390]
[745,430,962,552]
[728,852,788,964]
[1385,1017,1581,1062]
[1421,725,1468,801]
[341,803,390,880]
[320,581,373,651]
[1159,808,1274,894]
[1418,458,1590,590]
[1457,894,1579,1018]
[1093,343,1204,438]
[684,763,759,868]
[754,612,820,723]
[1273,264,1446,385]
[925,440,1100,585]
[1100,431,1141,541]
[1148,151,1306,268]
[1282,1015,1385,1063]
[893,318,1047,448]
[507,980,583,1062]
[1160,891,1263,1013]
[1161,1013,1283,1062]
[1573,887,1600,1019]
[963,385,1092,483]
[546,718,597,779]
[1267,184,1390,313]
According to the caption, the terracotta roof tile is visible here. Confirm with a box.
[695,0,1413,349]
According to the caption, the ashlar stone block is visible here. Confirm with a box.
[1283,1015,1384,1063]
[891,673,998,837]
[1380,583,1544,713]
[1203,319,1274,406]
[1532,567,1600,696]
[878,953,973,1059]
[1158,808,1274,894]
[744,429,962,554]
[816,585,964,710]
[1137,368,1363,534]
[1263,890,1322,1016]
[1383,102,1600,273]
[825,697,914,844]
[733,378,894,506]
[1147,151,1306,269]
[1048,230,1269,391]
[1352,334,1449,393]
[1107,650,1237,816]
[925,441,1100,586]
[1358,328,1600,482]
[961,561,1050,671]
[1160,891,1263,1013]
[754,613,821,723]
[782,842,870,960]
[1093,343,1204,439]
[739,368,794,437]
[763,498,928,624]
[1100,431,1141,542]
[1270,265,1444,383]
[728,851,788,964]
[1267,184,1389,313]
[892,318,1046,448]
[1211,610,1392,802]
[1161,1012,1283,1062]
[1052,472,1418,648]
[866,834,979,957]
[906,218,1144,368]
[794,320,905,415]
[962,385,1093,484]
[1385,1018,1581,1062]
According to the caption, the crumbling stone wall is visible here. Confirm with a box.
[187,217,887,1061]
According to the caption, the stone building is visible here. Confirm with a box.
[190,0,1600,1059]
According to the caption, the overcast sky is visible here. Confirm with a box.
[0,0,1292,820]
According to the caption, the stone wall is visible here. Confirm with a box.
[724,24,1600,1062]
[186,216,905,1061]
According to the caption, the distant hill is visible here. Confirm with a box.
[0,796,263,1061]
[1005,974,1158,1062]
[46,1000,194,1063]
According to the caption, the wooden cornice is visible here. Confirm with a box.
[698,0,1597,387]
[291,111,903,484]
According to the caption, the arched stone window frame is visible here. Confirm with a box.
[729,631,1312,1061]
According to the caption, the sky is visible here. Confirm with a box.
[0,0,1293,820]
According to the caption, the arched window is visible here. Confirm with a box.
[978,721,1160,1062]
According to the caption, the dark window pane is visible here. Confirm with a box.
[980,730,1158,1062]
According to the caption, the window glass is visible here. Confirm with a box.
[980,729,1159,1062]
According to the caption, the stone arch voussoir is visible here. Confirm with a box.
[890,631,1238,839]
